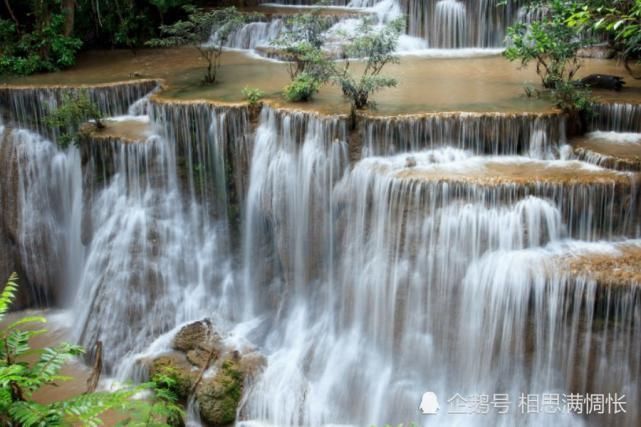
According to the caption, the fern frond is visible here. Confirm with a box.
[9,400,62,427]
[6,315,47,331]
[0,273,19,320]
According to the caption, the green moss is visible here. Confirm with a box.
[196,359,243,426]
[151,355,194,400]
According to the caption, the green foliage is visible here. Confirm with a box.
[242,87,265,107]
[0,274,185,427]
[147,6,260,83]
[334,17,404,110]
[44,91,104,149]
[73,0,190,50]
[504,0,587,89]
[567,0,641,77]
[283,72,322,102]
[551,80,594,114]
[504,0,597,117]
[0,13,82,76]
[116,368,185,426]
[0,273,18,319]
[271,2,335,85]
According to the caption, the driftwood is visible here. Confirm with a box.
[190,346,217,395]
[85,340,103,394]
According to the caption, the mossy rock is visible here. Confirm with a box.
[150,353,195,400]
[173,319,214,353]
[196,359,244,427]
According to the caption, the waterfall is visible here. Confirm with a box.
[3,81,641,427]
[214,19,285,50]
[360,112,566,157]
[433,0,466,48]
[591,103,641,133]
[403,0,523,48]
[0,128,83,307]
[236,107,641,426]
[73,104,251,370]
[0,80,158,137]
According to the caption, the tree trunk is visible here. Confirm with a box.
[62,0,75,36]
[3,0,19,31]
[85,340,103,393]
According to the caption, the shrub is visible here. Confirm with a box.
[242,87,265,107]
[272,4,334,81]
[283,73,322,102]
[44,91,104,149]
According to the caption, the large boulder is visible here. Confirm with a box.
[172,319,224,368]
[150,319,266,426]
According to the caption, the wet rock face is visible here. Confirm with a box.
[0,130,19,287]
[152,320,266,426]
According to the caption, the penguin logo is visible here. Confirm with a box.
[419,392,440,415]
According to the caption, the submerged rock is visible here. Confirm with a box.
[580,74,625,91]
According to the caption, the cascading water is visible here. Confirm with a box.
[233,107,641,426]
[226,0,523,53]
[433,0,466,48]
[0,127,83,306]
[403,0,523,48]
[1,41,640,427]
[214,19,285,50]
[73,104,252,370]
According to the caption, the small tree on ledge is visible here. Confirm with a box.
[334,17,404,113]
[147,6,259,84]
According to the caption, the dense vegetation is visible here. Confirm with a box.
[0,0,206,75]
[0,273,184,426]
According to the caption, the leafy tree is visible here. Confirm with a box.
[334,17,404,111]
[0,273,185,426]
[271,2,335,102]
[44,90,104,149]
[504,0,596,134]
[504,0,587,89]
[147,6,260,84]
